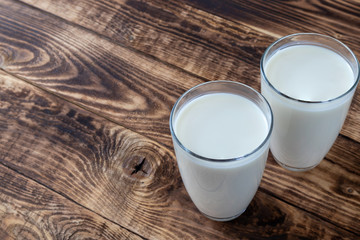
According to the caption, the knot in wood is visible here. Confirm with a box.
[122,156,152,180]
[0,46,15,67]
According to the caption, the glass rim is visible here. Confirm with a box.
[169,80,273,163]
[260,33,360,104]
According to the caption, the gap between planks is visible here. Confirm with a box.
[2,64,358,237]
[3,1,359,235]
[6,1,358,146]
[13,0,211,84]
[14,0,281,82]
[0,158,148,240]
[258,179,359,237]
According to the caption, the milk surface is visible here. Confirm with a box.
[262,44,356,170]
[174,93,268,159]
[172,92,270,220]
[265,45,354,101]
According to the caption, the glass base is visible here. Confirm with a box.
[274,157,320,172]
[200,208,246,222]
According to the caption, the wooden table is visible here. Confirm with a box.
[0,0,359,239]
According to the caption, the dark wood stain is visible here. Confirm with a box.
[1,0,359,146]
[0,165,142,240]
[126,0,178,23]
[0,0,359,239]
[1,62,357,239]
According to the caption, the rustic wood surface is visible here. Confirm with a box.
[0,0,359,239]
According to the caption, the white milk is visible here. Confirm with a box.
[173,93,270,220]
[262,45,356,170]
[174,93,268,159]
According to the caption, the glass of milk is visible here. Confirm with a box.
[261,33,360,171]
[169,81,273,221]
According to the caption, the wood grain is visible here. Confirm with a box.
[261,135,360,235]
[0,0,204,149]
[183,0,360,47]
[0,165,143,240]
[20,0,274,80]
[17,0,360,143]
[0,69,357,238]
[0,70,185,239]
[0,0,359,238]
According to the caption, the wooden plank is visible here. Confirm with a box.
[17,0,360,143]
[182,0,360,46]
[19,0,275,80]
[0,70,357,238]
[0,164,143,240]
[343,95,360,142]
[1,0,359,236]
[1,0,205,149]
[261,135,360,235]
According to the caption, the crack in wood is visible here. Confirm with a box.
[131,157,147,175]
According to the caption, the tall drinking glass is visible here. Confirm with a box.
[170,81,273,221]
[261,33,359,171]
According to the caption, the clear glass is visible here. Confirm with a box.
[169,81,273,221]
[260,33,360,171]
